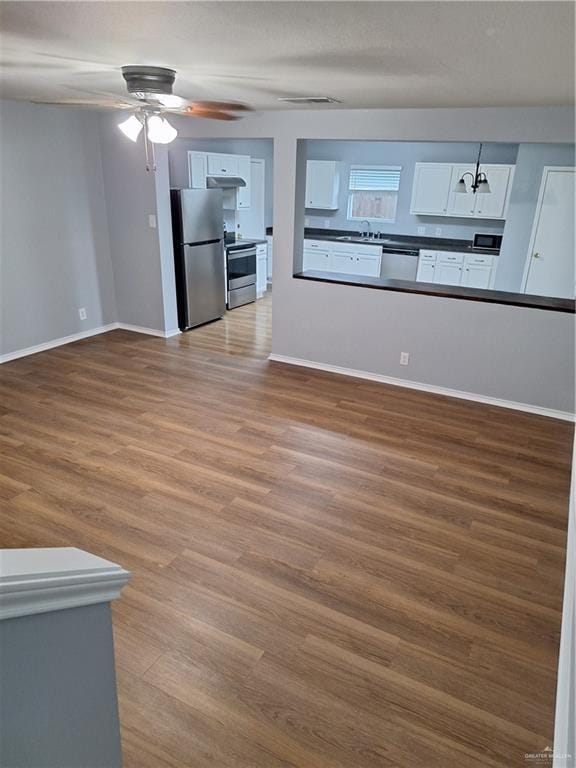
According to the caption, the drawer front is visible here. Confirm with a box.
[304,239,330,250]
[354,243,382,256]
[256,244,267,258]
[436,251,465,264]
[464,254,494,266]
[419,250,437,261]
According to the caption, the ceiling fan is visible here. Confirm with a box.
[38,65,252,171]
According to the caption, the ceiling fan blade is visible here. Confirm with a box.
[182,106,240,121]
[190,100,252,112]
[32,98,133,109]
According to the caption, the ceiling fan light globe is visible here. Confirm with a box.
[147,115,178,144]
[118,114,143,142]
[454,178,467,193]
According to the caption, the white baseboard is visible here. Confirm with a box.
[268,353,575,422]
[116,323,181,339]
[0,323,181,364]
[0,324,119,364]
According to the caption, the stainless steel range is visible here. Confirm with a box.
[226,242,257,308]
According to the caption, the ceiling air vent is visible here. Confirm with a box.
[277,96,341,104]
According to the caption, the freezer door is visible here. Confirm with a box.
[183,241,226,328]
[180,188,223,244]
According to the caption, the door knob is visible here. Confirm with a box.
[533,252,541,259]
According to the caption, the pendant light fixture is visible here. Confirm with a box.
[454,143,491,194]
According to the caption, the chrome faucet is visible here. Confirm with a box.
[361,220,371,238]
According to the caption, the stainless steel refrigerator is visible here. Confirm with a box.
[170,188,226,330]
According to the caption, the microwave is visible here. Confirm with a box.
[473,233,502,251]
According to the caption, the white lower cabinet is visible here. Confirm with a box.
[303,240,381,277]
[256,243,267,297]
[417,250,495,289]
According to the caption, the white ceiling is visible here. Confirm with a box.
[0,1,574,111]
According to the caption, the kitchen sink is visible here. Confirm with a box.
[336,235,389,243]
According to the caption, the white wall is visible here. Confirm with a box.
[0,100,117,356]
[554,437,576,767]
[98,113,177,334]
[164,106,575,415]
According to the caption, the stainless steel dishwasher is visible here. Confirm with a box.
[380,246,420,281]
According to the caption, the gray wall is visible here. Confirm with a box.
[168,137,274,227]
[98,112,178,333]
[0,603,122,768]
[304,139,517,239]
[0,100,117,356]
[164,106,574,413]
[496,143,576,292]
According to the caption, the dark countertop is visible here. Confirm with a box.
[294,271,575,314]
[303,229,500,256]
[225,236,267,250]
[266,227,500,256]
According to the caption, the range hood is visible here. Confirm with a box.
[206,176,246,189]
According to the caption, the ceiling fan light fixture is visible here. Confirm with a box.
[146,115,177,144]
[118,114,143,142]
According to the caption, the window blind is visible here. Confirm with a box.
[349,166,401,192]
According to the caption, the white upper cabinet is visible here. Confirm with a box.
[189,151,208,189]
[189,151,251,210]
[236,155,251,209]
[472,165,514,219]
[446,164,477,217]
[412,162,515,220]
[305,160,340,210]
[410,163,453,215]
[207,153,239,176]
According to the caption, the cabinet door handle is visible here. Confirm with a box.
[533,252,541,259]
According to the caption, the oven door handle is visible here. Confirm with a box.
[228,249,257,261]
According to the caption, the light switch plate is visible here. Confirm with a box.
[148,214,157,229]
[417,226,425,235]
[435,227,442,236]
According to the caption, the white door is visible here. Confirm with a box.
[355,256,381,277]
[410,164,453,215]
[303,248,331,271]
[238,159,265,236]
[473,165,512,219]
[446,164,476,217]
[523,168,575,298]
[416,261,436,282]
[332,251,357,274]
[462,264,492,289]
[435,262,462,286]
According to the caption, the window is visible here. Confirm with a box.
[347,165,401,222]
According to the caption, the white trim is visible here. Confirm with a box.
[521,166,576,294]
[553,437,576,767]
[268,353,574,422]
[0,323,119,364]
[116,323,181,338]
[0,547,130,620]
[0,323,181,363]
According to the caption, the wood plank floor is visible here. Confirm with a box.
[1,292,573,768]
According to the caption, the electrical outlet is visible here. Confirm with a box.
[400,352,410,366]
[148,214,157,229]
[78,307,87,321]
[417,226,426,235]
[324,219,331,228]
[435,227,442,237]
